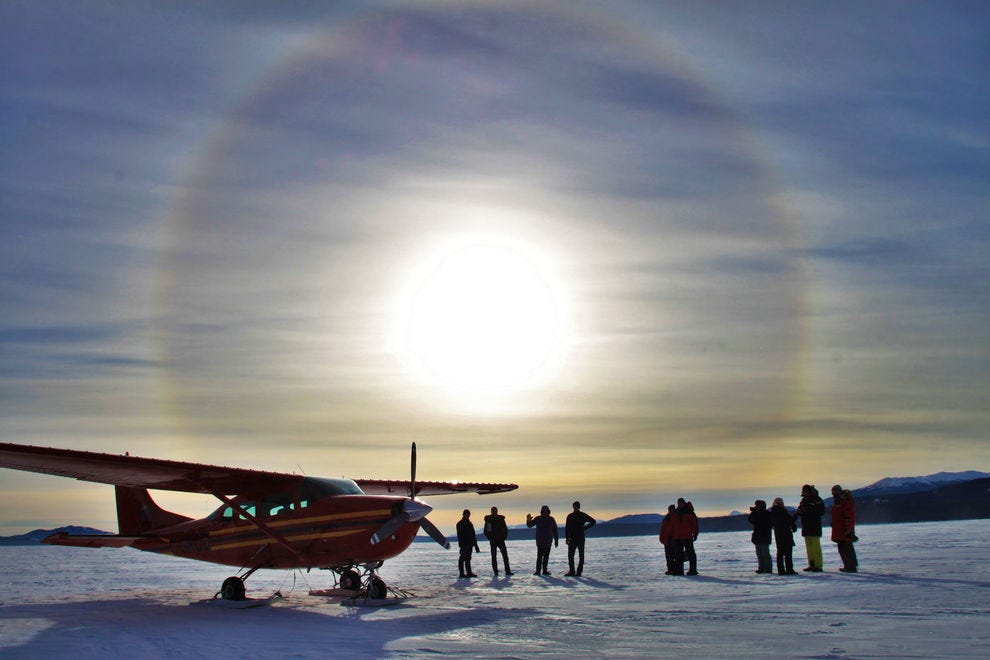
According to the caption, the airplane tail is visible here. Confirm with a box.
[115,486,192,534]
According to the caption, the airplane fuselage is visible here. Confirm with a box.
[121,493,420,570]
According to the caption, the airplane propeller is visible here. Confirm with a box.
[370,442,450,549]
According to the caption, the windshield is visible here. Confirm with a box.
[299,476,364,499]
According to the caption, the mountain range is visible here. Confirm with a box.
[854,471,989,495]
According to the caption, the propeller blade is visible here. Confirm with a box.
[410,442,417,498]
[370,514,407,545]
[419,516,450,549]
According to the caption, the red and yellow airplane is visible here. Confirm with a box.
[0,441,516,600]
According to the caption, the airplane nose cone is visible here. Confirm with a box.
[403,499,432,521]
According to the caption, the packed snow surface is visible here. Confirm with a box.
[1,520,988,658]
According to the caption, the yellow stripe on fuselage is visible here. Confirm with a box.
[207,508,392,538]
[210,527,370,551]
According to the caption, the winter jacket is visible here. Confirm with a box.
[456,519,479,550]
[527,514,559,546]
[830,491,856,543]
[658,513,676,545]
[673,502,698,541]
[565,511,596,543]
[748,504,772,545]
[483,514,508,543]
[770,504,797,548]
[794,492,825,537]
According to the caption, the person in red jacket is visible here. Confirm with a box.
[673,498,699,576]
[830,484,858,573]
[658,504,677,575]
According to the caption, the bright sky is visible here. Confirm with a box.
[1,1,987,534]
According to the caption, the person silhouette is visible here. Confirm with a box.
[564,501,596,576]
[526,505,558,575]
[830,485,859,573]
[748,499,773,574]
[456,509,480,578]
[658,504,677,575]
[483,506,512,576]
[794,484,825,572]
[770,497,798,575]
[673,498,699,575]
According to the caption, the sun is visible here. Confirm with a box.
[403,243,564,393]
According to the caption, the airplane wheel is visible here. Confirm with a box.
[221,576,246,601]
[340,569,361,591]
[368,576,388,600]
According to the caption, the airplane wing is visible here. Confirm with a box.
[0,443,518,498]
[355,479,518,497]
[0,443,302,498]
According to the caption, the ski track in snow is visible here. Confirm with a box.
[1,520,988,658]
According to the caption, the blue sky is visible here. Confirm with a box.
[1,1,987,532]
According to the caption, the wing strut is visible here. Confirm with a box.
[207,490,308,564]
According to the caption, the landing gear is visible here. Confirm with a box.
[329,562,405,601]
[339,569,361,591]
[220,576,246,600]
[368,576,388,600]
[218,565,261,601]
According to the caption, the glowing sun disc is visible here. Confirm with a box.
[406,244,561,391]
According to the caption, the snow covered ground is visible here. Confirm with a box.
[1,520,988,658]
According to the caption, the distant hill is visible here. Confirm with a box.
[852,477,990,524]
[0,526,110,546]
[855,471,990,496]
[603,513,664,526]
[587,513,663,538]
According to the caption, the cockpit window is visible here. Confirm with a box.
[209,477,363,521]
[211,501,259,521]
[260,491,295,517]
[216,502,256,520]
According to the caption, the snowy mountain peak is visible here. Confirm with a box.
[859,471,990,494]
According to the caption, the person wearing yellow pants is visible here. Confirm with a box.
[794,484,825,572]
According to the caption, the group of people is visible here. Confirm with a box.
[455,484,860,579]
[657,498,699,575]
[455,502,597,578]
[747,484,858,575]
